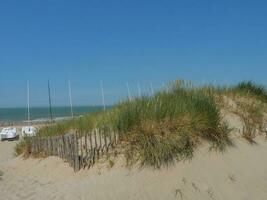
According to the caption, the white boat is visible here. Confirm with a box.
[22,81,37,137]
[22,126,37,137]
[0,127,17,140]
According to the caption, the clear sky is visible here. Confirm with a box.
[0,0,267,107]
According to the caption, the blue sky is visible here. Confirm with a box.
[0,0,267,107]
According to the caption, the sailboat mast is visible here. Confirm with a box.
[126,82,132,100]
[27,80,30,126]
[137,82,141,98]
[150,82,154,96]
[48,80,53,123]
[68,80,74,119]
[101,81,106,111]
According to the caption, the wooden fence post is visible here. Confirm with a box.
[94,129,98,161]
[99,129,103,156]
[74,132,80,172]
[89,131,94,168]
[104,128,108,159]
[79,131,84,169]
[84,132,88,168]
[26,127,119,172]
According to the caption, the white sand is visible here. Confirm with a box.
[1,135,267,200]
[1,112,267,200]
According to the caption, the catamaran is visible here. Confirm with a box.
[22,81,37,137]
[22,126,37,137]
[0,127,17,141]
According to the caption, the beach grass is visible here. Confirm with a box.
[113,81,232,167]
[15,138,32,157]
[233,81,267,102]
[15,80,267,168]
[0,169,3,180]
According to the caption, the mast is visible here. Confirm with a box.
[48,80,53,123]
[137,82,141,98]
[150,82,154,96]
[27,80,30,126]
[126,82,132,100]
[68,80,74,119]
[161,82,165,90]
[101,81,106,111]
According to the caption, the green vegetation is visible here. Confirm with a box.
[217,81,267,143]
[108,159,115,168]
[0,170,3,180]
[15,138,32,157]
[233,81,267,102]
[16,80,267,168]
[114,81,231,167]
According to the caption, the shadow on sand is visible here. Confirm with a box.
[1,135,20,142]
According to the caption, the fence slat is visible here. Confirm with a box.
[27,128,118,172]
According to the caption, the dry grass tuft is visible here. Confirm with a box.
[0,170,3,180]
[230,99,263,143]
[175,188,183,199]
[14,139,32,157]
[108,159,115,168]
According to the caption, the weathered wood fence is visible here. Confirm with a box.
[25,128,119,172]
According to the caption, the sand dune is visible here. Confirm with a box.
[1,135,267,200]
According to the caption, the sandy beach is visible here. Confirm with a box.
[1,91,267,200]
[1,132,267,200]
[1,86,267,200]
[1,0,266,198]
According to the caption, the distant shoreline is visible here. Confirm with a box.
[0,116,74,127]
[0,106,109,125]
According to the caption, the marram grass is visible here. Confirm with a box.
[16,80,267,168]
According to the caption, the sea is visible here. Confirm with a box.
[0,106,105,123]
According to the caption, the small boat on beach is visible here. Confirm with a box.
[22,81,37,137]
[0,127,17,141]
[22,126,37,137]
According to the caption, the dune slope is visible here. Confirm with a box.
[1,136,267,200]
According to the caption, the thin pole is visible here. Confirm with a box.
[27,80,30,126]
[137,82,141,98]
[48,80,53,123]
[68,80,74,119]
[150,82,154,96]
[126,82,132,100]
[202,78,206,86]
[161,82,165,90]
[101,81,106,111]
[213,79,216,87]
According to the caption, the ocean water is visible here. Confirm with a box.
[0,106,105,122]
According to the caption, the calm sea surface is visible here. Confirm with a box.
[0,106,105,122]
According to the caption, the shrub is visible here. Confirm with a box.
[234,81,267,102]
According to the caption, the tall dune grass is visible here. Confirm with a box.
[203,81,267,143]
[112,81,231,167]
[234,81,267,102]
[20,80,267,167]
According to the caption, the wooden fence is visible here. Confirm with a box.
[25,128,119,172]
